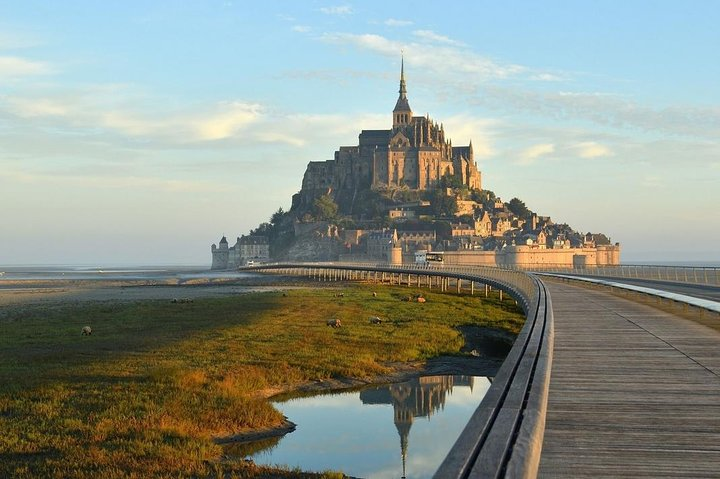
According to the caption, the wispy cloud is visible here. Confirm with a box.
[475,86,720,140]
[518,143,554,165]
[413,29,463,46]
[572,141,613,158]
[384,18,412,27]
[292,25,311,33]
[320,32,526,80]
[0,55,52,77]
[0,166,230,193]
[319,5,353,15]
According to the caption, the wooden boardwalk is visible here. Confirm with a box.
[538,280,720,478]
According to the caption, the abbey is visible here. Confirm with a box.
[294,59,480,210]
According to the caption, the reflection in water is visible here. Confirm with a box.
[238,375,490,479]
[360,376,474,478]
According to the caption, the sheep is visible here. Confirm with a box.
[326,319,342,328]
[416,297,427,303]
[335,292,345,298]
[171,298,194,304]
[369,316,383,325]
[372,292,377,297]
[81,326,92,336]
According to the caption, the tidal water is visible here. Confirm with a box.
[228,375,491,479]
[0,265,245,282]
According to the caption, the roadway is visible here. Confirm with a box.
[538,279,720,478]
[553,274,720,303]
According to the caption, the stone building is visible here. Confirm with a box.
[294,58,481,211]
[211,235,269,270]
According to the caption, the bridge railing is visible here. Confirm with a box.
[508,264,720,287]
[244,262,553,478]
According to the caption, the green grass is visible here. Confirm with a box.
[0,283,524,478]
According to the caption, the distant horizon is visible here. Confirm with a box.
[2,258,720,269]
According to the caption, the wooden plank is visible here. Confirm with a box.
[538,280,720,478]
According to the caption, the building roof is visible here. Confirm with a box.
[239,235,269,245]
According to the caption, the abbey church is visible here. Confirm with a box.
[293,58,481,210]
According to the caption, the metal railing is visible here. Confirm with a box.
[244,262,554,478]
[508,264,720,287]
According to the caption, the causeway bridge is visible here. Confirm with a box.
[245,263,720,478]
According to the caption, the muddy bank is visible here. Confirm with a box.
[215,325,514,446]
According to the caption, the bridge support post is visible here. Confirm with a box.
[499,289,503,301]
[471,281,475,295]
[485,284,489,297]
[457,279,461,294]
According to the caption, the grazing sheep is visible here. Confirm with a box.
[416,297,427,303]
[335,292,345,298]
[81,326,92,336]
[326,319,342,328]
[172,298,194,304]
[369,316,383,325]
[372,292,377,297]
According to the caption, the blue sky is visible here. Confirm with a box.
[1,1,718,265]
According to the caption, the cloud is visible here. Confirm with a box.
[0,166,230,193]
[319,5,353,15]
[441,115,498,158]
[3,92,263,143]
[413,29,462,46]
[5,97,68,117]
[292,25,311,33]
[320,32,526,80]
[475,86,720,140]
[0,56,52,77]
[518,143,554,165]
[572,141,613,158]
[192,102,262,140]
[384,18,413,27]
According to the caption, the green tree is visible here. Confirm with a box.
[430,189,458,217]
[312,194,339,221]
[507,197,532,220]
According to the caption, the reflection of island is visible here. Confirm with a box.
[360,376,474,478]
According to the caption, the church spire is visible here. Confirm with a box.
[393,54,413,128]
[399,55,407,99]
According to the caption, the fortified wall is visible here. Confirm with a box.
[441,244,621,268]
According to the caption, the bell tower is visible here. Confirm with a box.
[392,55,413,128]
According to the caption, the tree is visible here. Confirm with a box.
[507,197,532,220]
[270,207,285,226]
[312,194,338,221]
[430,189,458,217]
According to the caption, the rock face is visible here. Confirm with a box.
[280,233,344,262]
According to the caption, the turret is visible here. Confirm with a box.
[392,56,413,128]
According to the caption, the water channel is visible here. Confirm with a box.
[228,375,491,478]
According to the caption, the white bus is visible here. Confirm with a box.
[414,251,444,266]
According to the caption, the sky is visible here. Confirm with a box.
[1,1,719,266]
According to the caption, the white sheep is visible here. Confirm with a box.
[81,326,92,336]
[369,316,383,325]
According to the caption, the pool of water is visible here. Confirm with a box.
[229,375,491,478]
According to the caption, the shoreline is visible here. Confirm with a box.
[213,329,510,448]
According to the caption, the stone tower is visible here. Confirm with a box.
[393,56,413,128]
